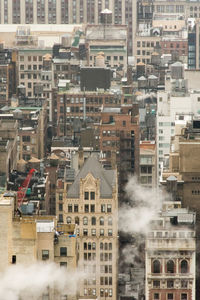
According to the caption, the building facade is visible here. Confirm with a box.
[146,204,196,300]
[56,154,118,299]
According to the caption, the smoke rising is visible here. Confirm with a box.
[0,262,84,300]
[119,176,163,235]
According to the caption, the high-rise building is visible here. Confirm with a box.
[0,0,137,55]
[56,154,118,299]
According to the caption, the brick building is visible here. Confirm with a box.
[99,104,140,199]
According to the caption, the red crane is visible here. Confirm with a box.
[17,168,35,208]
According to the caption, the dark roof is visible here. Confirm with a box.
[67,155,116,198]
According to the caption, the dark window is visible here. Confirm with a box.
[85,205,89,213]
[154,294,159,300]
[68,205,72,212]
[153,260,161,273]
[75,216,79,225]
[60,247,67,257]
[181,294,187,300]
[91,217,96,225]
[167,294,173,300]
[153,280,160,288]
[42,250,49,260]
[12,255,16,264]
[59,203,63,211]
[181,260,188,273]
[167,260,175,273]
[84,191,89,200]
[91,205,95,212]
[60,262,67,267]
[167,280,174,288]
[74,204,78,212]
[90,191,95,200]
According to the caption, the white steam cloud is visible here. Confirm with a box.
[0,262,84,300]
[119,177,164,235]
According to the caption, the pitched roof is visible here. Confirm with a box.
[67,155,116,199]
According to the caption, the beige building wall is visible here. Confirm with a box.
[56,156,118,300]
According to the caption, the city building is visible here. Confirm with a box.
[146,201,196,300]
[99,105,140,198]
[0,46,16,107]
[0,192,77,300]
[56,154,118,299]
[0,0,137,55]
[140,140,156,188]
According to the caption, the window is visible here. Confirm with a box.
[181,280,188,288]
[90,191,95,200]
[100,217,104,226]
[154,294,159,300]
[153,280,160,288]
[75,216,79,225]
[108,229,112,236]
[107,204,112,213]
[59,203,63,211]
[167,260,175,273]
[68,205,72,212]
[60,247,67,257]
[83,229,88,236]
[91,205,95,212]
[74,204,78,212]
[167,280,174,288]
[42,250,49,260]
[60,261,67,268]
[12,255,16,264]
[91,229,96,236]
[167,294,173,300]
[109,243,112,250]
[181,294,187,300]
[152,260,161,273]
[181,260,188,273]
[91,217,96,225]
[101,204,106,212]
[83,217,88,225]
[85,205,89,213]
[59,214,63,222]
[100,229,104,236]
[84,191,89,200]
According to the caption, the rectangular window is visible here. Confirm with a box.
[59,203,63,211]
[85,205,89,213]
[181,294,187,300]
[84,191,89,200]
[68,205,72,212]
[60,247,67,257]
[91,205,95,212]
[154,294,159,300]
[100,229,104,236]
[42,250,49,260]
[90,191,95,200]
[12,255,16,264]
[107,204,112,213]
[74,204,78,212]
[101,204,105,213]
[167,294,173,300]
[153,280,160,288]
[60,262,67,267]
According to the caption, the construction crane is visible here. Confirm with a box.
[17,168,35,208]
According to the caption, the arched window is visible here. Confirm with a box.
[100,217,104,226]
[108,217,112,226]
[83,217,88,225]
[66,217,71,224]
[100,242,103,250]
[167,260,175,273]
[91,217,96,225]
[92,242,96,250]
[181,260,188,273]
[75,216,79,225]
[152,260,161,273]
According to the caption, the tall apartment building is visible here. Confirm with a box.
[146,201,196,300]
[0,47,16,107]
[0,0,137,55]
[156,63,200,181]
[0,192,77,300]
[56,154,118,299]
[139,140,156,188]
[99,105,140,198]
